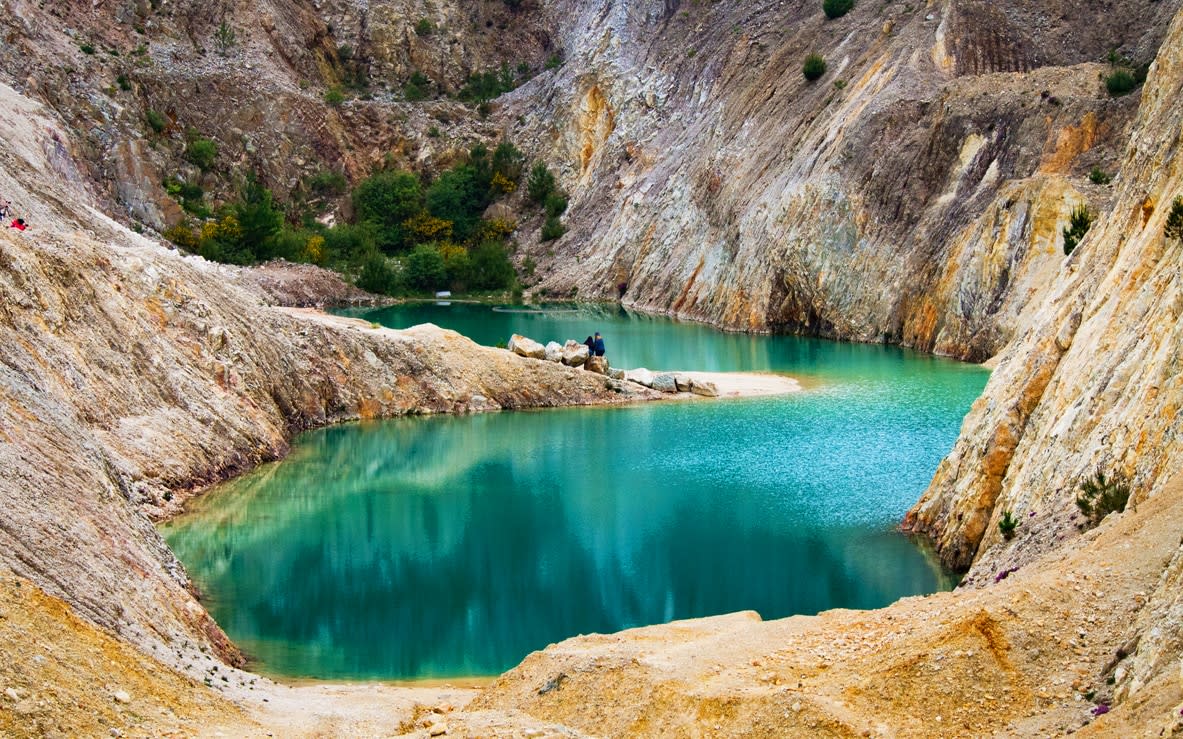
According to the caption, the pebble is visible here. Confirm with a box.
[4,687,19,701]
[428,721,448,737]
[791,701,802,712]
[113,690,131,704]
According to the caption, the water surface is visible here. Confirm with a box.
[163,304,988,681]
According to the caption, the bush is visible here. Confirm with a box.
[146,109,167,134]
[309,170,348,198]
[1105,68,1136,96]
[526,162,557,205]
[356,253,403,295]
[117,74,131,91]
[324,86,345,107]
[823,0,855,19]
[544,191,568,217]
[998,510,1018,540]
[1164,197,1183,241]
[404,71,431,101]
[468,241,516,289]
[404,243,448,291]
[214,20,236,56]
[1076,468,1131,527]
[80,43,96,55]
[1062,203,1093,255]
[1088,167,1111,185]
[803,54,827,81]
[492,140,525,183]
[352,171,423,251]
[414,18,434,36]
[232,175,283,259]
[541,215,566,241]
[184,135,218,171]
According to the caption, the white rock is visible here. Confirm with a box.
[507,334,546,359]
[607,367,625,380]
[113,690,131,704]
[4,687,19,701]
[691,379,719,397]
[651,373,678,393]
[544,341,563,362]
[561,340,589,367]
[674,374,692,392]
[625,367,655,387]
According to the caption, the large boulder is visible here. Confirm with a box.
[674,374,692,392]
[651,373,678,393]
[625,368,655,387]
[561,340,589,367]
[585,356,608,375]
[508,334,546,359]
[606,367,625,381]
[690,378,719,397]
[544,341,563,362]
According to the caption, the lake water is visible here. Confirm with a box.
[162,303,989,681]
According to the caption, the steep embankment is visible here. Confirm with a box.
[0,79,652,736]
[511,0,1177,360]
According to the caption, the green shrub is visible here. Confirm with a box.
[823,0,855,19]
[998,510,1018,540]
[404,71,431,101]
[1062,203,1093,255]
[545,54,562,70]
[1088,167,1111,185]
[544,191,568,217]
[404,243,448,291]
[803,54,827,81]
[492,141,525,183]
[1105,68,1136,96]
[414,18,434,36]
[1076,468,1131,527]
[1164,197,1183,241]
[324,86,345,107]
[117,74,131,91]
[146,109,167,134]
[541,215,566,241]
[233,175,283,259]
[468,241,516,290]
[357,253,403,295]
[184,135,218,171]
[526,162,556,205]
[309,170,348,198]
[352,170,423,251]
[427,125,441,138]
[80,43,96,55]
[214,20,236,56]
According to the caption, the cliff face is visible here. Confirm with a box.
[510,0,1177,360]
[905,4,1183,576]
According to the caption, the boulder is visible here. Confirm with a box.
[625,368,655,387]
[585,356,608,375]
[561,340,589,367]
[606,367,625,380]
[544,341,563,362]
[674,374,692,392]
[690,379,719,397]
[508,334,546,359]
[651,373,678,393]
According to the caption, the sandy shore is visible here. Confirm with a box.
[673,370,801,398]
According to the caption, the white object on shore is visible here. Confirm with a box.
[508,334,546,359]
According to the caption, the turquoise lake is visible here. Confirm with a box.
[162,304,989,681]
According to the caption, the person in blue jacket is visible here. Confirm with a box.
[592,332,605,357]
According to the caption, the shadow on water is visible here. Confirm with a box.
[163,304,988,681]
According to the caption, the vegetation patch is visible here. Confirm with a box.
[823,0,855,19]
[1164,197,1183,241]
[803,54,827,82]
[1062,203,1092,255]
[1076,468,1131,527]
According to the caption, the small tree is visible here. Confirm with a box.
[803,54,827,82]
[1164,197,1183,241]
[184,134,218,171]
[998,511,1018,540]
[526,163,557,205]
[1076,468,1131,527]
[1088,168,1111,185]
[541,215,566,241]
[1062,203,1092,255]
[823,0,855,19]
[1105,68,1136,96]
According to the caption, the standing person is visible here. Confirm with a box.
[0,199,10,219]
[592,331,605,357]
